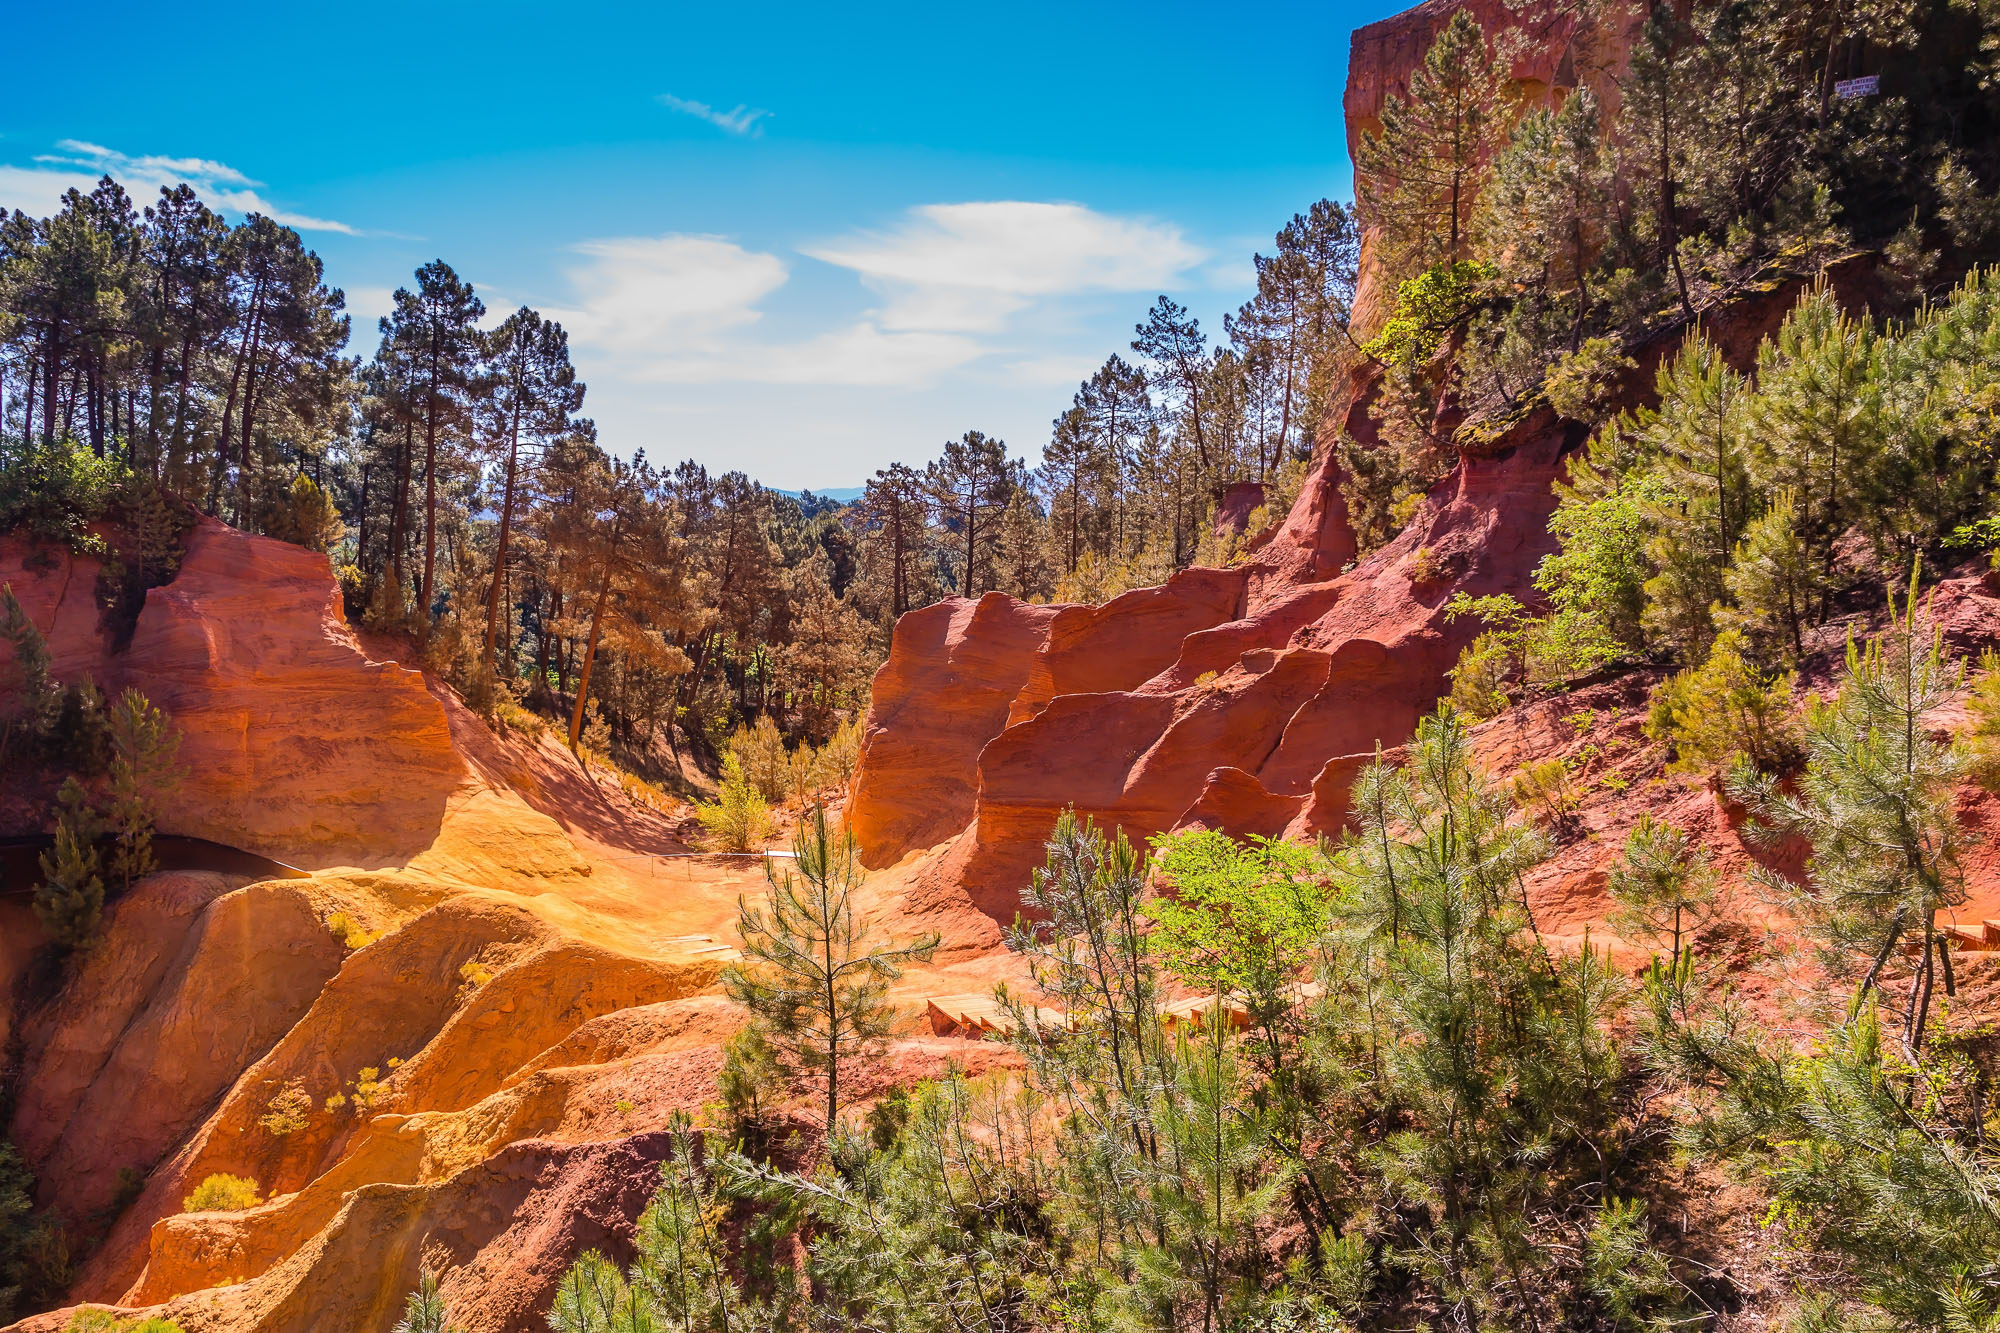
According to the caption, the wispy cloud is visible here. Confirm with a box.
[553,201,1207,391]
[0,139,356,233]
[657,93,771,137]
[805,201,1208,335]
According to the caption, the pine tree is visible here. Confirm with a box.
[1607,815,1719,961]
[1132,297,1215,473]
[854,462,931,619]
[1717,487,1817,661]
[1354,10,1509,278]
[101,688,181,892]
[1335,705,1623,1328]
[392,1268,465,1333]
[1483,86,1614,346]
[926,430,1012,598]
[481,307,584,678]
[1039,405,1098,576]
[775,550,870,743]
[0,583,61,761]
[1731,578,1971,1052]
[35,780,104,950]
[381,261,485,623]
[1079,354,1151,559]
[1746,286,1882,616]
[1631,335,1753,660]
[1621,3,1705,320]
[721,804,939,1137]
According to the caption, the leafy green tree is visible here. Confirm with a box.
[722,804,940,1137]
[1534,462,1673,674]
[1354,9,1508,277]
[1868,266,2000,562]
[695,753,774,853]
[1148,829,1340,1237]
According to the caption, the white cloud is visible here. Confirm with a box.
[803,202,1207,333]
[341,285,401,339]
[0,140,355,234]
[550,234,787,358]
[552,201,1206,400]
[657,93,771,137]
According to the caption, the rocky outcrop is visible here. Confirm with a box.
[0,518,458,866]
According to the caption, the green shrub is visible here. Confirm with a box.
[66,1312,190,1332]
[1448,631,1514,721]
[1510,757,1580,830]
[1645,628,1799,776]
[258,473,344,553]
[258,1079,314,1137]
[182,1173,260,1213]
[728,715,790,803]
[0,438,128,554]
[695,754,774,853]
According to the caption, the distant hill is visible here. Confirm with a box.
[774,486,863,505]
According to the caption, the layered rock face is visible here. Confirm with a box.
[850,397,1579,921]
[1,517,458,866]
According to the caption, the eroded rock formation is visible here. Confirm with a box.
[1,517,458,866]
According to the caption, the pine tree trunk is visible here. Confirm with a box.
[484,397,525,673]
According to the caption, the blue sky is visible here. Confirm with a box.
[1,0,1376,490]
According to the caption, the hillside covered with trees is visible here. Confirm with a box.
[0,173,1357,779]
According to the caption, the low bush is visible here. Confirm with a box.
[326,911,377,950]
[182,1173,260,1213]
[695,754,775,853]
[257,1079,314,1137]
[1645,627,1800,776]
[1448,631,1513,720]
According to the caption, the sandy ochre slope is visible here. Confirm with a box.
[0,519,1019,1333]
